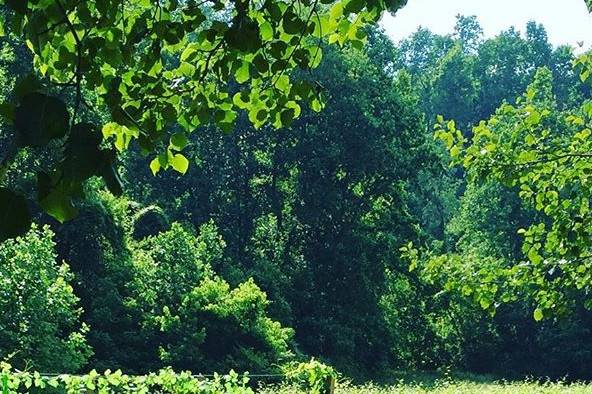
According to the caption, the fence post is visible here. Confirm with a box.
[324,375,335,394]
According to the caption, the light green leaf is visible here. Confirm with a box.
[150,157,161,175]
[260,21,273,41]
[276,75,290,92]
[235,61,250,84]
[170,153,189,174]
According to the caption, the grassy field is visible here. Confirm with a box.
[257,371,592,393]
[259,381,592,393]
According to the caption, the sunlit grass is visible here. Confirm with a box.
[259,379,592,393]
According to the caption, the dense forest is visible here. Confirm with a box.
[2,0,592,392]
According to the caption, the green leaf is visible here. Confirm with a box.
[312,15,330,38]
[343,0,365,14]
[279,108,296,127]
[307,47,323,68]
[180,45,197,62]
[233,91,250,109]
[170,153,189,174]
[282,11,303,35]
[253,54,269,73]
[150,157,161,175]
[330,2,344,19]
[276,75,290,92]
[0,188,31,242]
[235,61,250,84]
[533,308,544,321]
[62,123,104,181]
[15,93,70,147]
[13,74,42,100]
[37,173,80,223]
[225,20,261,53]
[311,98,323,112]
[178,62,195,77]
[102,122,139,151]
[525,134,536,146]
[525,110,541,126]
[527,246,542,265]
[170,131,189,151]
[260,21,273,41]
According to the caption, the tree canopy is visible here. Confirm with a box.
[404,22,592,321]
[0,0,406,239]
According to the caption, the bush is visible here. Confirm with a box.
[283,359,337,394]
[0,225,91,372]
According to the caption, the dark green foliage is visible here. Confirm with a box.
[14,92,69,147]
[0,0,406,238]
[117,22,592,378]
[399,14,592,380]
[399,17,589,130]
[48,185,291,373]
[53,193,142,372]
[0,187,30,241]
[123,32,430,375]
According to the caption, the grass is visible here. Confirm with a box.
[258,381,592,393]
[257,371,592,393]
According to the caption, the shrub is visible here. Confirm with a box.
[52,192,141,372]
[283,359,337,394]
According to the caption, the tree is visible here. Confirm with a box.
[0,0,407,240]
[423,60,592,318]
[0,225,91,372]
[453,14,483,54]
[121,29,430,373]
[426,43,479,130]
[526,21,552,68]
[128,222,294,373]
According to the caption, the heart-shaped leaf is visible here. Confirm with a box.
[15,93,70,147]
[0,188,31,242]
[63,123,104,181]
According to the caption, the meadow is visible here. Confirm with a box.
[261,380,592,394]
